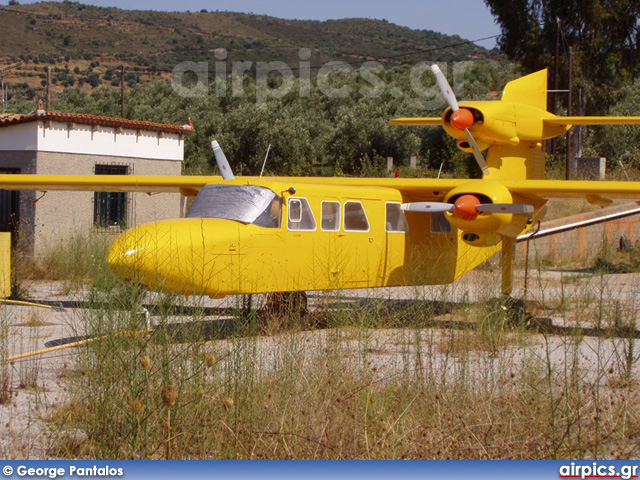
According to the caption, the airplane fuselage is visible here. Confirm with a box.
[108,179,502,297]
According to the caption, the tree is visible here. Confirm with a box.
[591,78,640,172]
[485,0,640,111]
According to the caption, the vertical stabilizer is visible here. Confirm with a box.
[486,69,549,180]
[501,69,548,111]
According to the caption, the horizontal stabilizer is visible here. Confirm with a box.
[544,116,640,126]
[388,117,442,126]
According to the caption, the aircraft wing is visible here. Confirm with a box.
[503,179,640,202]
[0,174,469,200]
[0,174,221,196]
[4,174,640,205]
[283,176,640,204]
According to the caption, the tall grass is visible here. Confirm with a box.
[45,279,640,459]
[6,231,640,459]
[12,232,115,297]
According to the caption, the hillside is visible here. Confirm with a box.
[0,1,499,102]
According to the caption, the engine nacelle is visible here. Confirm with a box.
[442,102,520,152]
[444,180,531,241]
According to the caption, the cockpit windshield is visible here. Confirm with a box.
[186,184,282,228]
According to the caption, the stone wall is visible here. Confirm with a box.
[1,150,181,255]
[517,203,640,266]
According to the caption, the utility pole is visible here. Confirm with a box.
[575,88,585,159]
[566,46,573,180]
[120,65,125,118]
[549,17,561,157]
[1,72,5,115]
[0,62,22,115]
[552,17,561,115]
[46,66,51,111]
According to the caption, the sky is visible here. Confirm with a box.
[12,0,502,48]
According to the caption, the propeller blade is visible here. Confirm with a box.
[477,203,534,214]
[211,140,235,180]
[401,202,454,213]
[431,64,459,112]
[464,128,490,176]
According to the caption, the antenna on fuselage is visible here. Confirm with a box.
[259,144,271,178]
[211,140,235,180]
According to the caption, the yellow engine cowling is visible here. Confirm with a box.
[442,102,520,152]
[444,180,531,246]
[442,101,569,154]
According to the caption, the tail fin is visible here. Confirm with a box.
[501,69,548,111]
[486,69,549,181]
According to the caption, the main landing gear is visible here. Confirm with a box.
[499,236,549,329]
[258,291,309,334]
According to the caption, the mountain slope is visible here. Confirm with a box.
[0,1,499,101]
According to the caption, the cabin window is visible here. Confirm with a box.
[254,197,282,228]
[94,164,128,228]
[288,197,316,231]
[385,203,409,233]
[321,201,341,231]
[344,201,369,232]
[186,184,281,228]
[431,212,452,233]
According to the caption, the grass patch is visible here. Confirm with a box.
[41,280,640,459]
[5,233,640,459]
[13,232,116,296]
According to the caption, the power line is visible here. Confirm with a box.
[336,34,501,66]
[241,34,502,74]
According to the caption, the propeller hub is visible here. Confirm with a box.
[454,194,481,221]
[450,108,475,131]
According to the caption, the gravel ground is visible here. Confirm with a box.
[1,269,639,459]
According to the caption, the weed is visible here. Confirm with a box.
[16,309,53,327]
[0,310,11,405]
[4,233,640,459]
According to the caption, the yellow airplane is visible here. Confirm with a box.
[2,65,640,302]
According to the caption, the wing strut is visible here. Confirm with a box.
[501,236,514,296]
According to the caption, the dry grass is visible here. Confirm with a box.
[11,232,114,297]
[15,309,54,328]
[5,232,640,459]
[40,282,640,459]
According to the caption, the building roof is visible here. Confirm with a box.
[0,104,195,135]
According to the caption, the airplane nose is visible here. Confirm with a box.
[108,220,187,289]
[107,219,236,296]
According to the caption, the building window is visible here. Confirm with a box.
[0,168,20,245]
[94,164,128,228]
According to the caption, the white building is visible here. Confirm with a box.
[0,103,195,255]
